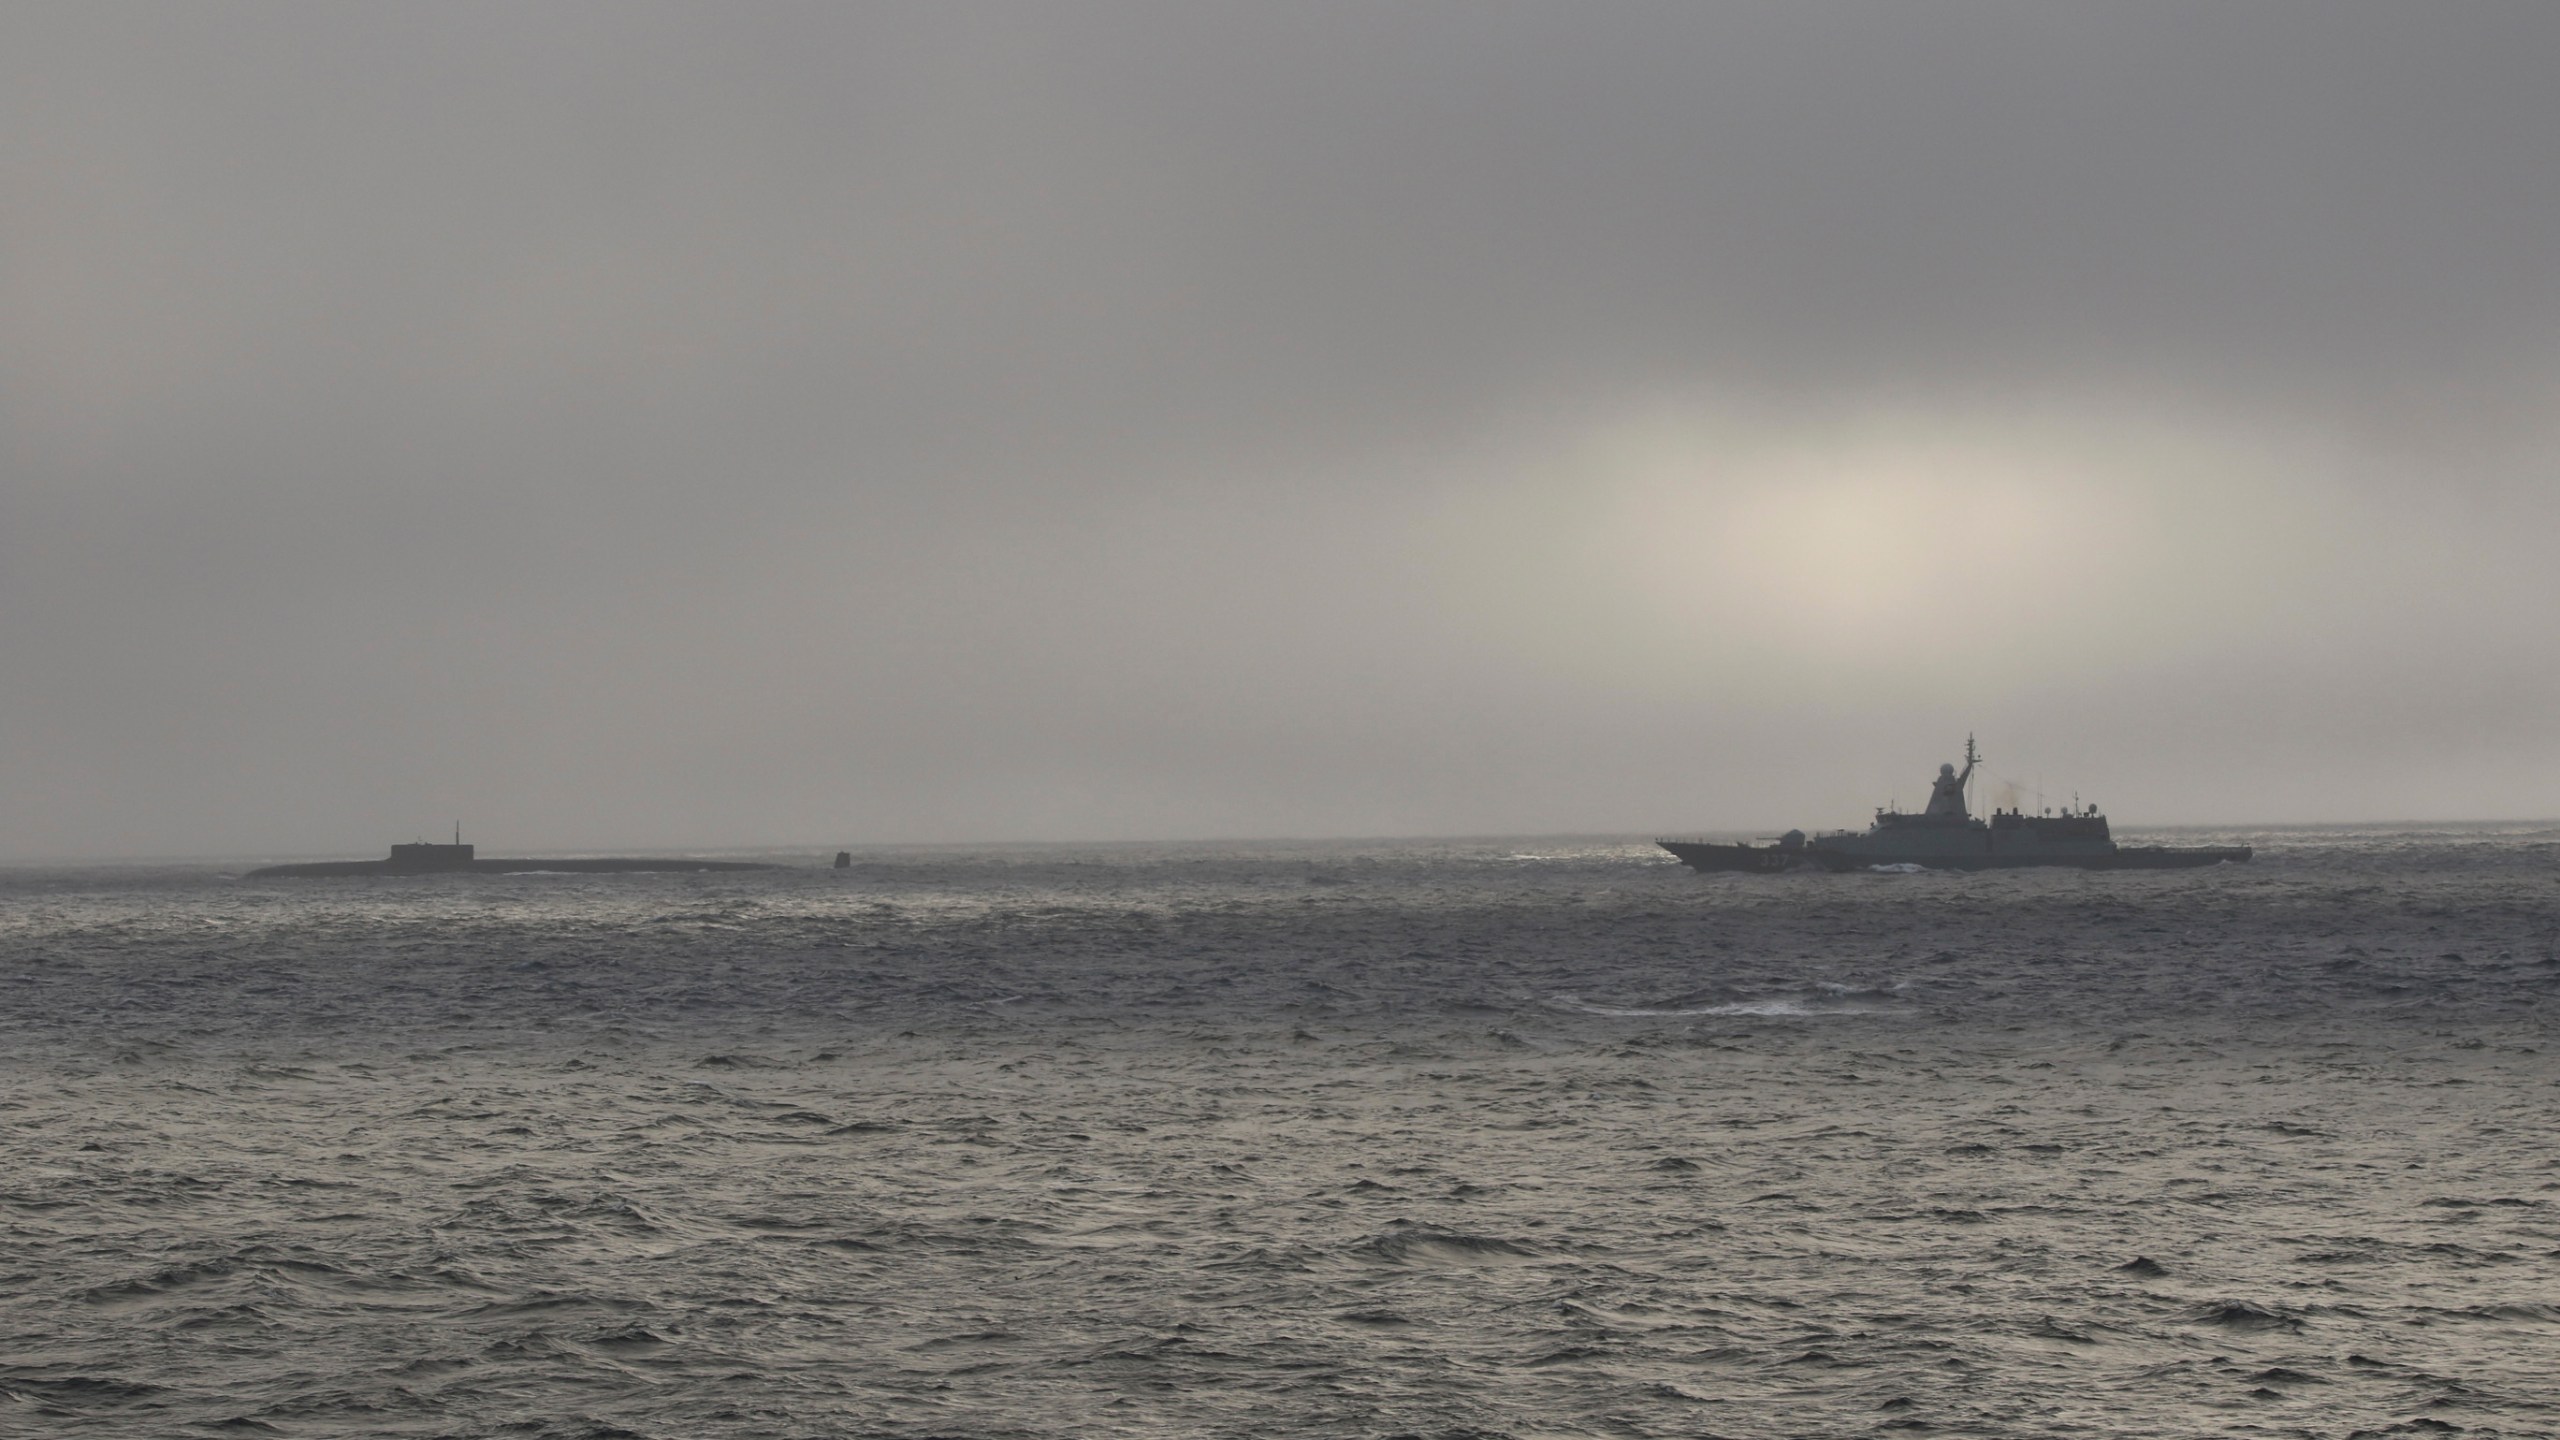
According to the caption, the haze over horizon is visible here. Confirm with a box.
[6,3,2558,861]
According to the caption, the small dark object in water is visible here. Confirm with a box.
[2195,1300,2302,1331]
[834,851,853,869]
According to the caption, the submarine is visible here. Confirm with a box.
[1659,737,2252,873]
[246,829,782,878]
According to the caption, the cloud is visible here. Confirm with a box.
[3,4,2557,855]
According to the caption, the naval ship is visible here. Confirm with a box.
[1659,737,2252,873]
[246,830,782,878]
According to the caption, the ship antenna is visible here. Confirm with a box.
[454,821,461,846]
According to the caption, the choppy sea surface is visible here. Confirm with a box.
[4,826,2558,1439]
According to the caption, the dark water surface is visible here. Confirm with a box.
[4,828,2557,1438]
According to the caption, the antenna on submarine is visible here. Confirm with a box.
[454,821,462,846]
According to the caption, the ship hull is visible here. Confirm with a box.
[1797,839,2250,871]
[1659,840,2251,873]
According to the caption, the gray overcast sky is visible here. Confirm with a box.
[5,2,2557,858]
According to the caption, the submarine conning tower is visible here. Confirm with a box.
[387,822,474,868]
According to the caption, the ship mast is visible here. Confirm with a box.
[1962,733,1979,815]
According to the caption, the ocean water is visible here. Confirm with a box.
[3,827,2557,1439]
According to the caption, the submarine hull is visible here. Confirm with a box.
[2082,845,2253,869]
[1654,840,1807,873]
[247,858,784,878]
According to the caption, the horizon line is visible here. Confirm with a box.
[8,816,2558,868]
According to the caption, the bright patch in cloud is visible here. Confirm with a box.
[1437,397,2347,701]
